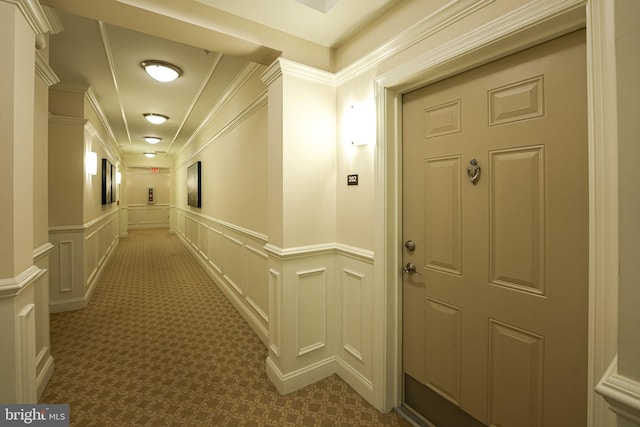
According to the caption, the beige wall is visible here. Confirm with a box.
[173,65,268,235]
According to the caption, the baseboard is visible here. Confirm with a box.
[49,297,88,313]
[336,357,375,405]
[36,351,54,400]
[596,356,640,425]
[266,356,336,395]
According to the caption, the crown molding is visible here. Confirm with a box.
[35,50,59,87]
[336,0,494,86]
[261,57,335,87]
[3,0,54,34]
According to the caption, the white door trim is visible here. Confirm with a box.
[372,2,618,425]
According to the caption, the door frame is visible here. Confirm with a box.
[371,2,619,425]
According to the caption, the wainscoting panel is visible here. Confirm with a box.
[245,246,269,327]
[127,204,170,229]
[342,269,366,362]
[173,208,376,402]
[269,268,281,356]
[208,228,224,274]
[335,250,374,400]
[173,208,269,344]
[18,303,37,403]
[296,268,327,357]
[33,243,54,398]
[49,210,119,312]
[223,234,245,296]
[58,241,73,293]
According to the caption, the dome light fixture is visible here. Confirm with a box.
[144,152,157,158]
[141,60,182,83]
[144,136,162,144]
[143,113,168,125]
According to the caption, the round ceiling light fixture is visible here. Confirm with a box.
[144,136,162,144]
[144,152,157,158]
[143,113,168,125]
[141,60,182,83]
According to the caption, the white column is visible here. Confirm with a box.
[0,0,52,403]
[261,58,339,395]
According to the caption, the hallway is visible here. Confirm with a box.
[39,229,409,426]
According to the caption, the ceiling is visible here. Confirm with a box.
[44,0,400,167]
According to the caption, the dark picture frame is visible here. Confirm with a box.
[110,163,116,203]
[102,158,112,204]
[187,161,201,208]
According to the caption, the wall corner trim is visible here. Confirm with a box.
[596,356,640,424]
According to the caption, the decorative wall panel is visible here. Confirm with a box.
[223,234,245,296]
[245,246,269,324]
[58,241,73,293]
[296,268,327,356]
[269,269,281,356]
[342,269,365,361]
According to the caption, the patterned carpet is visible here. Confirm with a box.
[40,229,411,426]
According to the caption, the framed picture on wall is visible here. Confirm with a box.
[111,163,116,203]
[187,161,201,208]
[102,158,112,204]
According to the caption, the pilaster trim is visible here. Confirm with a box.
[35,51,59,87]
[596,356,640,424]
[0,266,44,298]
[3,0,53,34]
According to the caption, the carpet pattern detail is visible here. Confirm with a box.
[40,229,410,426]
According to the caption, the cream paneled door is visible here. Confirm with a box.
[402,30,588,427]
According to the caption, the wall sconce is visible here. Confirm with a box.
[116,171,122,185]
[86,151,97,175]
[347,102,375,146]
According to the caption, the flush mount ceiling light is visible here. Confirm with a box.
[144,152,157,158]
[144,136,162,144]
[143,113,168,125]
[141,60,182,82]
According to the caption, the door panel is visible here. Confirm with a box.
[402,29,588,427]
